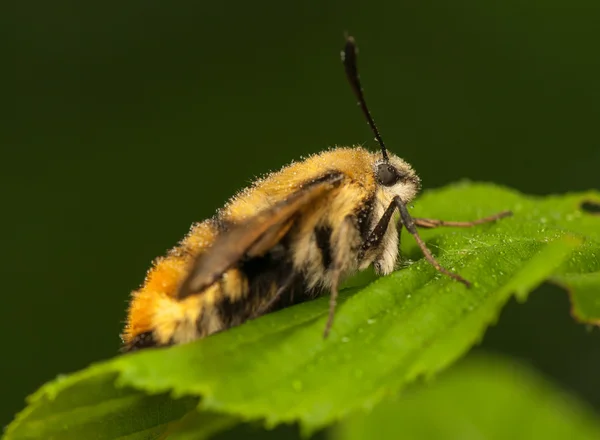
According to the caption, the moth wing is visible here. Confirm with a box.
[177,172,343,299]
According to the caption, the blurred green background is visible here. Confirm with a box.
[2,0,600,432]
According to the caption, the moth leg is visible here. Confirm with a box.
[324,216,355,338]
[396,218,404,262]
[394,197,471,287]
[358,198,398,258]
[414,210,512,229]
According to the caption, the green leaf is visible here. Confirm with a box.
[3,370,199,440]
[158,411,239,440]
[5,183,600,439]
[334,354,600,440]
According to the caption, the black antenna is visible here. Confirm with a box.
[342,35,389,161]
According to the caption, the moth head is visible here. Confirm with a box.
[373,153,421,204]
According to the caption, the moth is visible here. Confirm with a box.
[121,36,511,351]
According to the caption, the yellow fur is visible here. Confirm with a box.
[220,148,378,222]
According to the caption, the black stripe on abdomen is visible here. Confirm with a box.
[355,194,375,241]
[314,225,333,269]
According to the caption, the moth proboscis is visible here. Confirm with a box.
[121,35,511,352]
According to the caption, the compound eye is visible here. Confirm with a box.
[377,163,402,186]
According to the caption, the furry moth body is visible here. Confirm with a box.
[121,36,511,351]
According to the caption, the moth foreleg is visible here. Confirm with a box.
[414,210,512,229]
[394,197,471,287]
[358,198,398,259]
